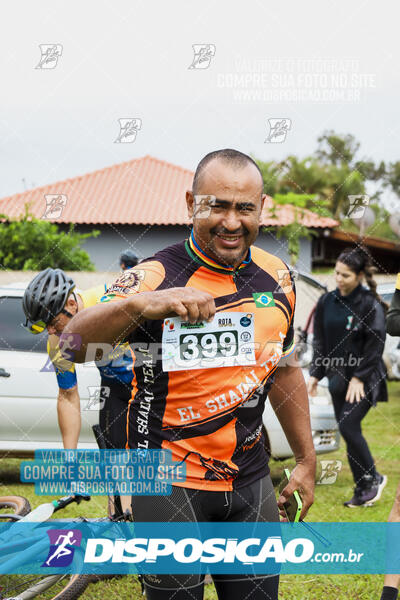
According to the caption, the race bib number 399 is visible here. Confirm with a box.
[162,312,256,372]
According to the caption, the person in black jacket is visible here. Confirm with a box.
[308,247,388,507]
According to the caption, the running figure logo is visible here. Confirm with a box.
[188,44,216,70]
[58,333,82,361]
[43,529,82,567]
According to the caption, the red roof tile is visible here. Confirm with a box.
[0,155,338,229]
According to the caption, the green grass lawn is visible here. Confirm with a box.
[1,382,400,599]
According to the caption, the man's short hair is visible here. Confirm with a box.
[192,149,264,195]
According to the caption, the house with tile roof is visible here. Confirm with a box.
[0,155,339,272]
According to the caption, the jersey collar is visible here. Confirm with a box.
[186,231,252,274]
[333,284,363,303]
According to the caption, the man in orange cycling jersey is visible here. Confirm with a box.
[66,149,316,600]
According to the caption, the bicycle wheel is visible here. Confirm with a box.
[0,574,92,600]
[0,525,91,600]
[0,496,31,519]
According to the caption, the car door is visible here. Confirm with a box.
[0,291,100,451]
[378,287,400,379]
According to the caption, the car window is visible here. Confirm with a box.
[0,296,47,352]
[380,292,393,304]
[294,279,326,332]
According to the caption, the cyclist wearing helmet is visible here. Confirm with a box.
[22,268,133,450]
[120,249,138,271]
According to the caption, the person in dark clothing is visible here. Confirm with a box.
[99,252,137,516]
[379,271,400,600]
[308,246,388,507]
[387,273,400,336]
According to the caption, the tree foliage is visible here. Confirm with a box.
[315,131,360,166]
[0,206,100,270]
[263,193,318,266]
[341,202,398,241]
[385,161,400,197]
[255,130,388,220]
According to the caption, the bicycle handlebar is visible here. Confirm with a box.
[53,494,91,512]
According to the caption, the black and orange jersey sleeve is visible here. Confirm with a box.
[100,261,166,303]
[281,271,296,358]
[281,321,295,357]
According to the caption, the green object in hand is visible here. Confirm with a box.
[279,467,302,523]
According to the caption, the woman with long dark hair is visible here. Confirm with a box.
[308,246,388,507]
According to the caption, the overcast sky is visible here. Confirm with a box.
[1,0,399,204]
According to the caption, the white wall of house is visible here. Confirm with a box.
[64,224,313,272]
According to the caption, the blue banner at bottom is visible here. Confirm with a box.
[0,522,399,575]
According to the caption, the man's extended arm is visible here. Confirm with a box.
[268,365,316,519]
[64,288,216,363]
[64,296,145,362]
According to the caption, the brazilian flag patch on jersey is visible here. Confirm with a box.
[253,292,275,307]
[100,294,116,303]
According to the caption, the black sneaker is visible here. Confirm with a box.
[343,486,365,507]
[365,473,387,505]
[344,474,387,507]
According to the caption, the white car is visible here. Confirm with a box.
[0,282,339,459]
[262,373,339,459]
[376,282,400,379]
[0,283,100,455]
